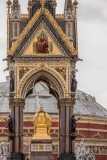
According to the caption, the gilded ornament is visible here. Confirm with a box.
[32,107,52,140]
[19,67,29,79]
[55,67,66,80]
[8,8,78,56]
[17,66,67,98]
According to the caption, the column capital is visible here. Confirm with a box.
[59,96,75,107]
[9,97,25,108]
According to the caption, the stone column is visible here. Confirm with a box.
[59,93,76,160]
[9,97,25,160]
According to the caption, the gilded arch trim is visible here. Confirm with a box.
[17,66,68,98]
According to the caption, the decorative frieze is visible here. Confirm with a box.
[31,143,52,152]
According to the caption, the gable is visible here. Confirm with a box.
[22,22,65,56]
[8,9,78,57]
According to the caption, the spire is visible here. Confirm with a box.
[41,0,46,10]
[13,0,19,7]
[64,0,73,13]
[11,0,21,40]
[73,0,79,50]
[64,0,73,41]
[28,0,57,19]
[6,0,12,51]
[11,0,21,16]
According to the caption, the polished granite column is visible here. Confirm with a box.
[9,97,25,160]
[59,94,76,160]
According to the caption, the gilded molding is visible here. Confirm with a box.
[59,97,75,107]
[44,9,78,55]
[7,8,78,55]
[18,22,67,56]
[20,14,29,20]
[9,97,25,107]
[7,9,41,55]
[17,66,67,98]
[56,14,64,19]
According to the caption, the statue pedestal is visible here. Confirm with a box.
[32,127,51,140]
[30,139,54,160]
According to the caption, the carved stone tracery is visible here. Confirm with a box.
[17,66,67,99]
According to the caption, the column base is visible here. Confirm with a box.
[10,153,25,160]
[59,153,76,160]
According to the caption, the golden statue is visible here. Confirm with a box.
[32,107,52,140]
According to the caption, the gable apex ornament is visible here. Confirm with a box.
[41,0,46,9]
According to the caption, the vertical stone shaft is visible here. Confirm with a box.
[59,97,75,155]
[15,105,20,152]
[19,106,24,153]
[10,105,15,153]
[65,105,69,153]
[9,98,25,154]
[59,106,66,153]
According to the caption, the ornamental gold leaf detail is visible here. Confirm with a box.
[7,8,78,56]
[7,9,41,55]
[19,67,30,80]
[54,67,66,81]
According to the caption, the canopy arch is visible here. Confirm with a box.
[17,66,67,99]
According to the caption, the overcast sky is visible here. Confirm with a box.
[0,0,107,109]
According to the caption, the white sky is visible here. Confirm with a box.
[0,0,107,109]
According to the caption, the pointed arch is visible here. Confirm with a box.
[17,66,67,99]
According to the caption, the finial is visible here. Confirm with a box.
[7,0,11,51]
[41,0,46,10]
[40,107,44,111]
[73,0,79,51]
[73,0,78,6]
[6,0,12,6]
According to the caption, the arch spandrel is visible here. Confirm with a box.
[16,66,68,99]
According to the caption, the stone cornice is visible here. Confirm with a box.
[77,128,107,132]
[14,56,71,62]
[76,116,107,123]
[76,138,107,144]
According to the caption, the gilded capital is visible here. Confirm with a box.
[9,98,25,108]
[59,97,75,107]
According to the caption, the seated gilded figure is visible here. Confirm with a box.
[32,107,52,140]
[33,34,49,53]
